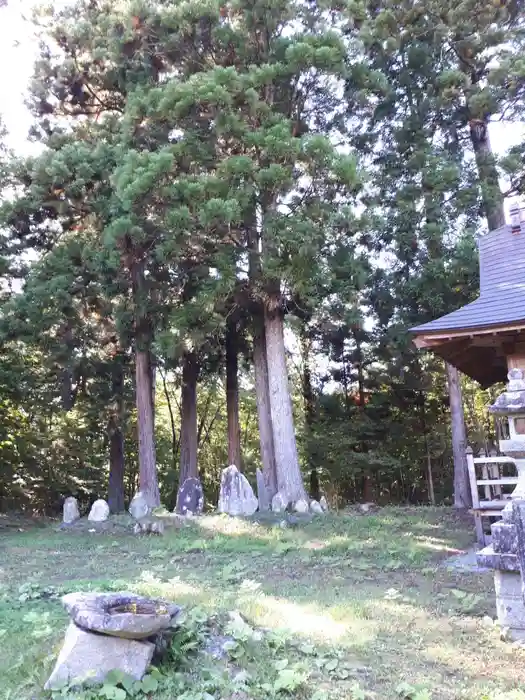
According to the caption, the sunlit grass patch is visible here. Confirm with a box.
[0,508,524,700]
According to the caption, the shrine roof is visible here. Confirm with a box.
[410,224,525,336]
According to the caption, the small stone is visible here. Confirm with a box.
[150,520,164,535]
[279,519,288,529]
[256,468,271,511]
[218,465,258,517]
[358,502,376,514]
[152,505,170,516]
[175,477,204,516]
[44,622,154,689]
[481,615,494,628]
[271,492,288,513]
[62,592,180,639]
[133,517,165,535]
[319,496,329,512]
[88,499,110,522]
[129,491,150,520]
[63,496,80,524]
[294,499,309,514]
[310,500,324,515]
[500,626,512,642]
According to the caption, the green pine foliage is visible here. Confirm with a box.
[0,0,522,511]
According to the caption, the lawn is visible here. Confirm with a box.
[0,507,524,700]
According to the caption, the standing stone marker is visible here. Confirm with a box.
[218,465,258,516]
[319,495,329,512]
[256,469,270,511]
[271,492,287,513]
[310,500,323,515]
[129,491,150,520]
[175,477,204,516]
[294,499,309,514]
[88,499,110,522]
[63,496,80,524]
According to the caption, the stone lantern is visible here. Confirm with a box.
[489,368,525,507]
[407,205,525,640]
[477,369,525,640]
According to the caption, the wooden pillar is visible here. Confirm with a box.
[503,340,525,374]
[507,353,525,373]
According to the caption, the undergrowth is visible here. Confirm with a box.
[1,508,525,700]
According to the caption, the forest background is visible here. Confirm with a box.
[0,0,524,515]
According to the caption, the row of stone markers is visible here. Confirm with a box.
[214,464,328,516]
[63,496,109,524]
[63,464,328,527]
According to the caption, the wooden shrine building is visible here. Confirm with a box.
[410,206,525,386]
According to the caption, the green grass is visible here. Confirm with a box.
[1,507,524,700]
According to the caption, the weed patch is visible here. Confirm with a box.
[0,508,524,699]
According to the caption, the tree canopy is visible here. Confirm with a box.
[0,0,522,513]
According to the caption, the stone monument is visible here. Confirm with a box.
[477,369,525,640]
[256,468,270,511]
[218,465,258,516]
[129,491,151,520]
[88,499,110,522]
[175,477,204,516]
[63,496,80,524]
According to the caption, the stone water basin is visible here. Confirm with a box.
[62,591,181,639]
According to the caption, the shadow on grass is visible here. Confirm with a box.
[2,507,513,700]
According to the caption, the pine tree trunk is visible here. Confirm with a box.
[150,352,156,430]
[107,358,125,513]
[253,315,278,499]
[136,348,160,506]
[179,351,199,486]
[264,298,307,504]
[131,257,160,507]
[160,366,179,472]
[108,424,125,513]
[469,119,505,232]
[446,362,472,508]
[226,322,242,469]
[300,327,319,501]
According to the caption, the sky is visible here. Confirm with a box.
[1,0,524,247]
[1,1,525,162]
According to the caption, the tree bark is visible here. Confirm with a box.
[446,362,472,508]
[136,348,160,506]
[300,327,319,501]
[253,314,278,499]
[226,321,242,469]
[469,119,505,232]
[108,423,125,513]
[160,366,179,472]
[178,351,199,486]
[107,357,126,513]
[131,257,160,508]
[264,297,307,503]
